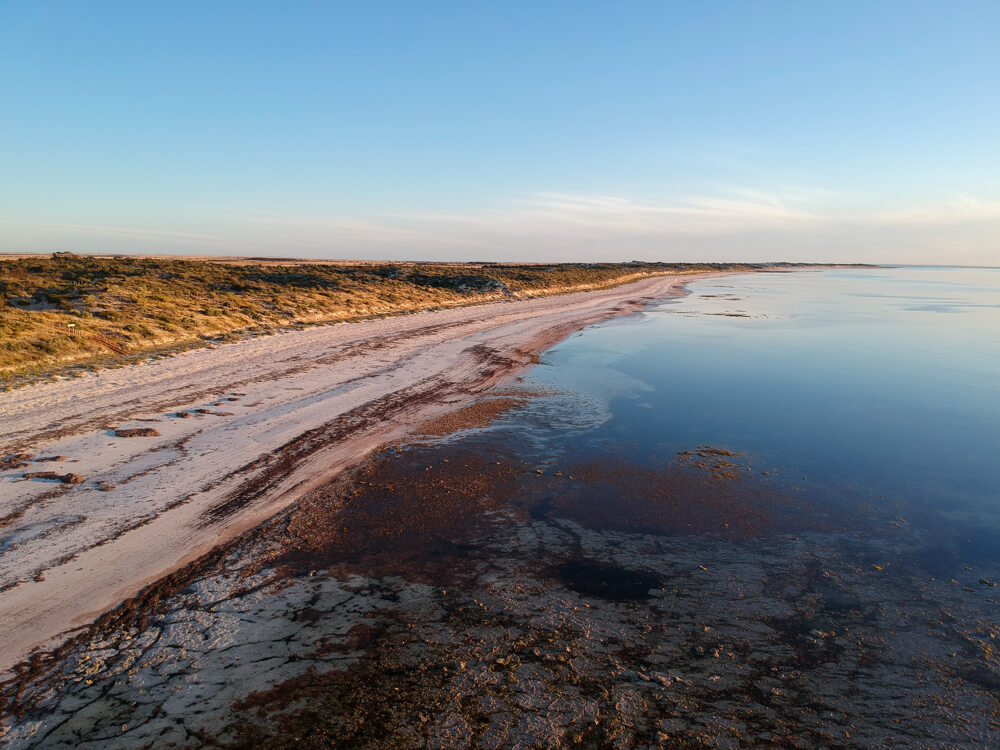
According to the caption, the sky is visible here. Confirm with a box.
[1,1,998,264]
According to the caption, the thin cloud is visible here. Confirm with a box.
[1,220,217,245]
[513,191,818,234]
[2,189,997,265]
[365,189,824,243]
[874,196,1000,226]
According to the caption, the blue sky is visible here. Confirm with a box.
[2,1,998,263]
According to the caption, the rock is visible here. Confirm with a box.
[34,455,67,462]
[2,453,34,470]
[23,471,61,480]
[114,428,160,438]
[24,471,86,484]
[175,412,193,419]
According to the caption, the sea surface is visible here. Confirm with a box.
[6,266,1000,748]
[496,265,1000,571]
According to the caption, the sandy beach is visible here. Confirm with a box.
[3,267,998,749]
[0,272,707,676]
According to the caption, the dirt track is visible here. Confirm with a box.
[0,272,709,675]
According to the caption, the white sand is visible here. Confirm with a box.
[0,273,706,674]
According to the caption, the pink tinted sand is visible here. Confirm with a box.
[0,273,709,674]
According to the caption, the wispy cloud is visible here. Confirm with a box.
[3,188,998,265]
[510,191,818,234]
[0,219,217,245]
[874,196,1000,226]
[357,188,827,245]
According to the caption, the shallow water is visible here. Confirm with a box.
[5,267,1000,748]
[501,266,1000,570]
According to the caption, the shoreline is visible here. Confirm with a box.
[0,271,723,676]
[3,265,997,748]
[3,257,814,389]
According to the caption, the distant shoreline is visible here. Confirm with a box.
[0,255,855,388]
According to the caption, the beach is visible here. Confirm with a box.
[0,271,708,677]
[2,267,998,748]
[3,3,995,744]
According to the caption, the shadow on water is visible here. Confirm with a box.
[913,523,1000,576]
[550,558,662,601]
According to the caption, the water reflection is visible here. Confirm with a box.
[5,267,999,748]
[504,267,1000,565]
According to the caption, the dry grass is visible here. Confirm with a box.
[0,254,776,385]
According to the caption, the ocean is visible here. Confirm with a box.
[500,266,1000,574]
[6,266,999,747]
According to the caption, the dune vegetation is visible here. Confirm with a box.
[0,254,777,384]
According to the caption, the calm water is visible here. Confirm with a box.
[494,266,1000,568]
[8,267,1000,747]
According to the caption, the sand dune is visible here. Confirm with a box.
[0,272,708,674]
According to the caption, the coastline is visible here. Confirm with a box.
[0,271,719,676]
[1,257,789,389]
[3,266,997,748]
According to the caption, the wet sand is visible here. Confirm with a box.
[2,430,998,748]
[3,268,999,747]
[0,272,706,676]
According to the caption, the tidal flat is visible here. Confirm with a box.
[2,267,999,747]
[2,433,997,748]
